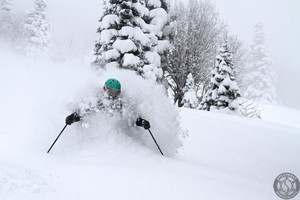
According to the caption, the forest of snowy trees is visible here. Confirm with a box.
[0,0,277,117]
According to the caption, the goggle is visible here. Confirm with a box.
[104,85,121,97]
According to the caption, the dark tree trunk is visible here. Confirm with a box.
[177,95,184,107]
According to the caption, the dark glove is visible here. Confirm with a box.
[65,112,81,125]
[136,117,150,130]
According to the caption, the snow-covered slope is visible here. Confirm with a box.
[180,108,300,199]
[0,54,299,200]
[260,104,300,129]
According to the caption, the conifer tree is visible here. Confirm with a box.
[0,0,12,11]
[182,73,198,108]
[243,23,276,103]
[93,0,169,82]
[23,0,50,56]
[199,42,241,111]
[0,0,13,40]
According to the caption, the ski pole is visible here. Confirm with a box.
[147,129,164,156]
[47,124,68,153]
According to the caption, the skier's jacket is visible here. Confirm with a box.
[71,90,140,127]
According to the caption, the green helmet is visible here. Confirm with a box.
[105,78,121,91]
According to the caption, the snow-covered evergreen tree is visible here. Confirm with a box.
[0,0,13,41]
[93,0,169,82]
[0,0,11,11]
[182,73,198,108]
[23,0,50,56]
[243,23,276,103]
[199,42,241,112]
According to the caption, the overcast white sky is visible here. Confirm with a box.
[13,0,300,109]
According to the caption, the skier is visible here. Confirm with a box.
[65,78,151,130]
